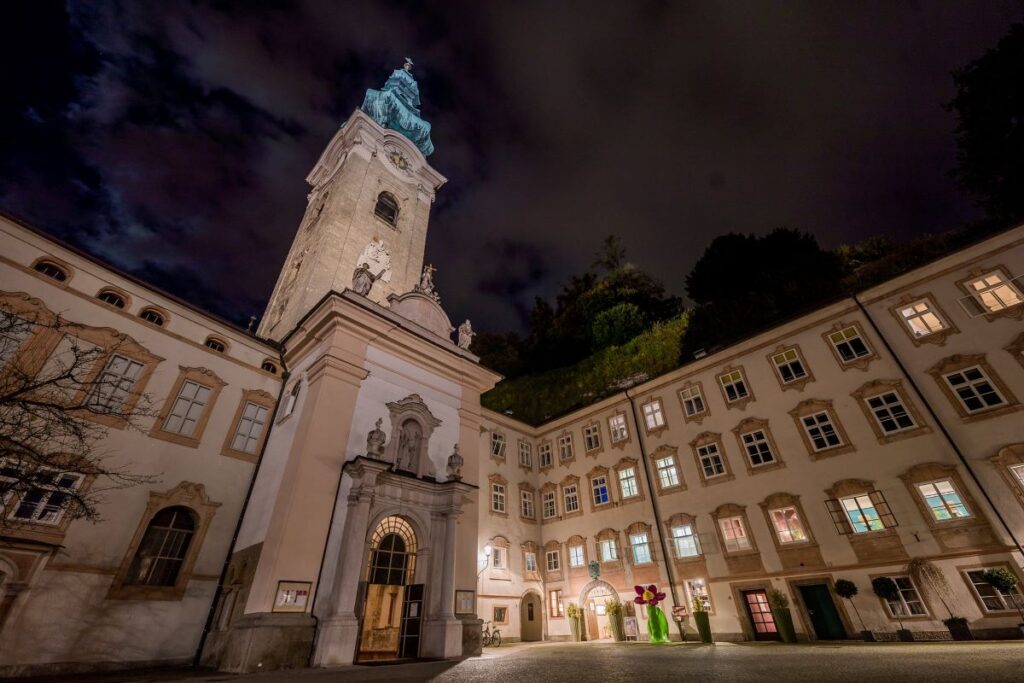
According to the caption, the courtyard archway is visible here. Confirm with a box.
[577,578,622,641]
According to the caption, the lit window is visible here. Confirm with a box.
[841,494,885,533]
[769,507,808,544]
[679,385,706,417]
[772,349,807,384]
[591,475,610,506]
[519,441,531,467]
[549,589,564,617]
[260,360,278,374]
[539,443,552,468]
[686,578,711,612]
[563,484,579,513]
[719,516,751,552]
[916,480,970,521]
[126,506,195,586]
[520,490,535,519]
[558,434,574,461]
[608,414,628,443]
[866,391,916,433]
[966,272,1023,313]
[965,569,1024,612]
[97,290,126,308]
[899,300,947,337]
[656,456,679,489]
[525,552,537,572]
[491,483,506,513]
[696,442,726,479]
[583,424,601,451]
[719,370,750,403]
[882,576,928,617]
[801,411,843,451]
[492,547,505,569]
[546,550,560,572]
[630,532,652,564]
[88,354,144,414]
[140,309,165,326]
[490,433,506,458]
[0,311,33,364]
[740,429,775,466]
[568,545,585,567]
[599,538,618,562]
[642,400,666,430]
[943,366,1007,414]
[163,381,211,437]
[542,491,557,519]
[205,338,226,353]
[671,524,701,558]
[33,261,67,281]
[618,466,639,499]
[0,462,83,525]
[374,192,399,226]
[231,402,269,454]
[829,326,871,364]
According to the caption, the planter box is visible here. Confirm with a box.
[860,630,877,642]
[694,612,713,644]
[771,608,797,643]
[945,622,973,641]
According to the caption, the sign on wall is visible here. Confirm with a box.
[455,589,476,615]
[623,616,639,639]
[273,580,312,613]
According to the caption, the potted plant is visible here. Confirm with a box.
[982,568,1024,638]
[871,577,913,642]
[907,558,972,641]
[606,598,626,642]
[835,579,875,642]
[768,588,797,643]
[567,603,583,642]
[692,596,714,644]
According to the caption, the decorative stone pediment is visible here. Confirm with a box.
[387,290,454,340]
[384,394,442,479]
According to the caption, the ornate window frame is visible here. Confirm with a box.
[560,474,582,519]
[688,431,735,487]
[518,481,537,524]
[731,417,785,474]
[758,492,824,571]
[716,365,755,411]
[489,535,511,581]
[586,465,615,512]
[613,456,645,506]
[625,521,656,567]
[71,327,164,430]
[788,398,855,460]
[664,512,703,563]
[1006,332,1024,370]
[888,293,958,346]
[822,321,878,371]
[650,445,686,495]
[851,379,930,444]
[639,397,669,436]
[566,534,589,579]
[557,431,575,466]
[521,541,540,581]
[220,389,277,462]
[539,482,559,522]
[710,503,764,574]
[543,540,563,581]
[489,430,507,463]
[991,444,1024,509]
[926,354,1020,422]
[824,479,907,564]
[766,344,815,392]
[677,381,710,424]
[488,473,508,518]
[956,265,1024,321]
[899,462,996,551]
[150,366,227,448]
[595,528,623,569]
[607,410,631,449]
[538,440,554,473]
[582,420,604,456]
[517,439,532,471]
[956,562,1024,616]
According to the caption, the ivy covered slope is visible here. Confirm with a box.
[481,313,687,425]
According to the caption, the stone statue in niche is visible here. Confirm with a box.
[357,238,393,284]
[352,263,377,296]
[446,444,464,480]
[457,319,474,350]
[395,419,423,471]
[366,418,386,458]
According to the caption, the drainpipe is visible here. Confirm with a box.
[854,295,1024,557]
[624,390,686,642]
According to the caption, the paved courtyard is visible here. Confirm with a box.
[27,640,1024,683]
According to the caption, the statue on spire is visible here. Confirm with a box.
[362,60,435,156]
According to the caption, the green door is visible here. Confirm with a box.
[798,584,846,640]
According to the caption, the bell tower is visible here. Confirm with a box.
[258,60,446,340]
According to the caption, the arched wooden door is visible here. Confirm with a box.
[520,592,543,641]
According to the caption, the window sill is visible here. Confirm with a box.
[958,402,1023,424]
[874,425,932,445]
[807,443,857,461]
[699,473,736,488]
[149,429,201,449]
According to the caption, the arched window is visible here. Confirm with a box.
[97,290,126,308]
[140,308,165,326]
[374,192,399,226]
[367,516,417,585]
[205,337,227,353]
[34,260,68,281]
[261,359,278,374]
[126,506,196,586]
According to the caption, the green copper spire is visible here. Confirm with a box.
[362,59,435,157]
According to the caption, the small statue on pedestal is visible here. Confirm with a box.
[446,444,464,480]
[352,263,377,296]
[457,319,474,350]
[366,418,386,458]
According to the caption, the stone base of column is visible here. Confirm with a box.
[459,616,484,657]
[204,612,316,673]
[420,617,464,659]
[311,614,361,667]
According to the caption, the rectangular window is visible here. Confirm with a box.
[88,354,144,414]
[769,507,808,544]
[494,606,507,623]
[490,432,506,458]
[545,550,560,572]
[1011,463,1024,488]
[866,391,916,434]
[568,545,585,567]
[772,349,807,384]
[899,300,947,337]
[697,442,726,479]
[686,578,711,612]
[491,483,506,513]
[719,516,751,552]
[583,424,601,451]
[518,441,531,467]
[718,370,749,402]
[0,463,83,525]
[630,532,652,564]
[740,429,775,466]
[0,311,33,364]
[679,385,706,417]
[916,480,970,521]
[599,538,618,562]
[841,494,884,533]
[672,524,701,558]
[492,547,505,569]
[642,400,666,431]
[965,569,1024,612]
[558,434,574,461]
[656,457,679,489]
[608,414,628,443]
[943,366,1007,413]
[966,272,1023,313]
[591,475,610,506]
[883,576,928,617]
[801,411,843,451]
[162,380,211,436]
[618,466,639,499]
[542,491,557,519]
[525,552,537,572]
[539,443,552,468]
[520,490,535,519]
[550,589,564,617]
[563,484,579,513]
[231,402,269,454]
[829,326,871,363]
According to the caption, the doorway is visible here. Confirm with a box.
[741,589,780,641]
[357,516,421,662]
[798,584,846,640]
[520,592,542,642]
[583,584,615,641]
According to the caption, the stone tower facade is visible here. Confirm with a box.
[258,66,446,340]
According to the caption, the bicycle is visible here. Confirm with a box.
[481,620,502,647]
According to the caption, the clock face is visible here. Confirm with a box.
[385,144,411,172]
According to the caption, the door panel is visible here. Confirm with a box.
[520,594,542,641]
[798,584,846,640]
[742,589,780,641]
[399,584,424,659]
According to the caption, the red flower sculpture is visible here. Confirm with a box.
[634,584,666,607]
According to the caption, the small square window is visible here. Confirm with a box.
[829,326,871,364]
[679,385,707,417]
[696,442,726,479]
[642,400,666,431]
[899,299,948,337]
[583,424,602,451]
[740,429,775,466]
[718,370,749,403]
[656,456,680,489]
[943,366,1007,414]
[882,576,928,617]
[865,391,916,434]
[494,606,507,623]
[801,411,843,451]
[608,414,629,443]
[965,272,1023,313]
[965,569,1024,612]
[771,349,807,384]
[841,494,884,533]
[618,466,639,498]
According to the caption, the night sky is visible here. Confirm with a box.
[1,2,1021,334]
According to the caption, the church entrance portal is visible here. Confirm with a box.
[357,516,422,661]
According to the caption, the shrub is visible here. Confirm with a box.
[834,579,858,599]
[605,599,623,616]
[592,302,645,349]
[768,588,790,610]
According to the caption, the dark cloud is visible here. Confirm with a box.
[0,1,1021,331]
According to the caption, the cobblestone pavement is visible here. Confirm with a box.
[25,640,1024,683]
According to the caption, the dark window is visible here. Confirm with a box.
[126,506,196,586]
[34,261,67,281]
[205,338,226,353]
[98,291,126,308]
[140,309,164,326]
[261,360,278,374]
[374,192,399,226]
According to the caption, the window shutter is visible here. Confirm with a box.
[825,498,853,535]
[698,532,719,554]
[869,490,898,528]
[957,294,986,317]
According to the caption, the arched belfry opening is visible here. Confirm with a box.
[358,515,423,661]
